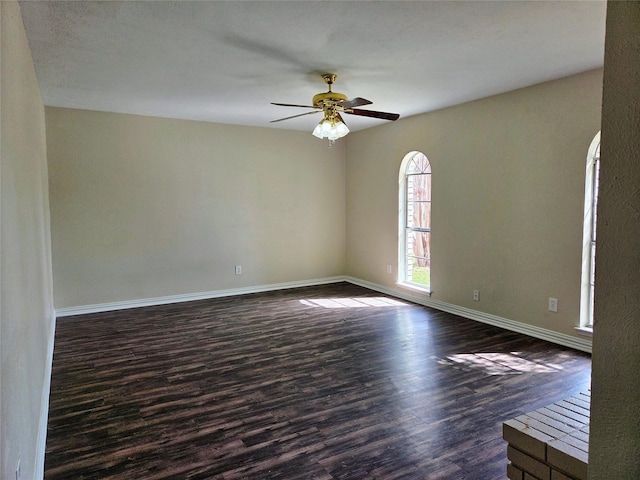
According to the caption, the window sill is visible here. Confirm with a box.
[397,282,432,296]
[575,326,593,337]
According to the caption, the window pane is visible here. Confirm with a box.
[406,152,431,174]
[407,201,431,229]
[407,257,430,287]
[407,231,430,262]
[408,173,431,201]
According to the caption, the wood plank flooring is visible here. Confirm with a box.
[45,283,591,479]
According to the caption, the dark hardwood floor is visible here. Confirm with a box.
[45,283,591,479]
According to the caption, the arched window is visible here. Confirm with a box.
[398,151,431,291]
[579,132,600,329]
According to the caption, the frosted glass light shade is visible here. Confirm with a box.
[312,117,349,140]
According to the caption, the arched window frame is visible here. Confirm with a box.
[398,151,431,292]
[579,132,600,331]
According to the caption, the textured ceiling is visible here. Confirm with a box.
[19,1,606,132]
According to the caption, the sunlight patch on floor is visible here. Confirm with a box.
[300,297,408,308]
[437,352,564,375]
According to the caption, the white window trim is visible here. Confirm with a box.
[575,325,594,337]
[398,151,431,294]
[578,131,600,332]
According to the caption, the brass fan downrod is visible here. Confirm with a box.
[313,73,347,107]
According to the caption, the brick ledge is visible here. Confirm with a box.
[503,390,590,480]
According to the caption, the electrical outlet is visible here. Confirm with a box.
[549,297,558,312]
[386,264,392,274]
[473,290,479,301]
[15,459,21,480]
[235,265,242,275]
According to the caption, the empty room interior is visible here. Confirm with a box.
[2,1,639,479]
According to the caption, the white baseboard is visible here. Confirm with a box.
[54,275,591,353]
[35,312,56,479]
[344,276,592,353]
[55,276,348,317]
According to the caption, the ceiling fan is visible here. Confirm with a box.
[271,73,400,143]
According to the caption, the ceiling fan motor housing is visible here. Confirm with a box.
[313,73,348,108]
[271,72,399,125]
[312,91,348,108]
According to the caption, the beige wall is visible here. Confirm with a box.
[589,1,640,478]
[346,69,603,340]
[48,71,603,340]
[1,2,55,479]
[4,0,638,476]
[46,108,346,308]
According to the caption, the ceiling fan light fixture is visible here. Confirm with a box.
[312,116,349,142]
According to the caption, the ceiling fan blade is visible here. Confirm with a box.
[346,108,400,121]
[341,97,372,108]
[270,110,322,123]
[271,102,317,109]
